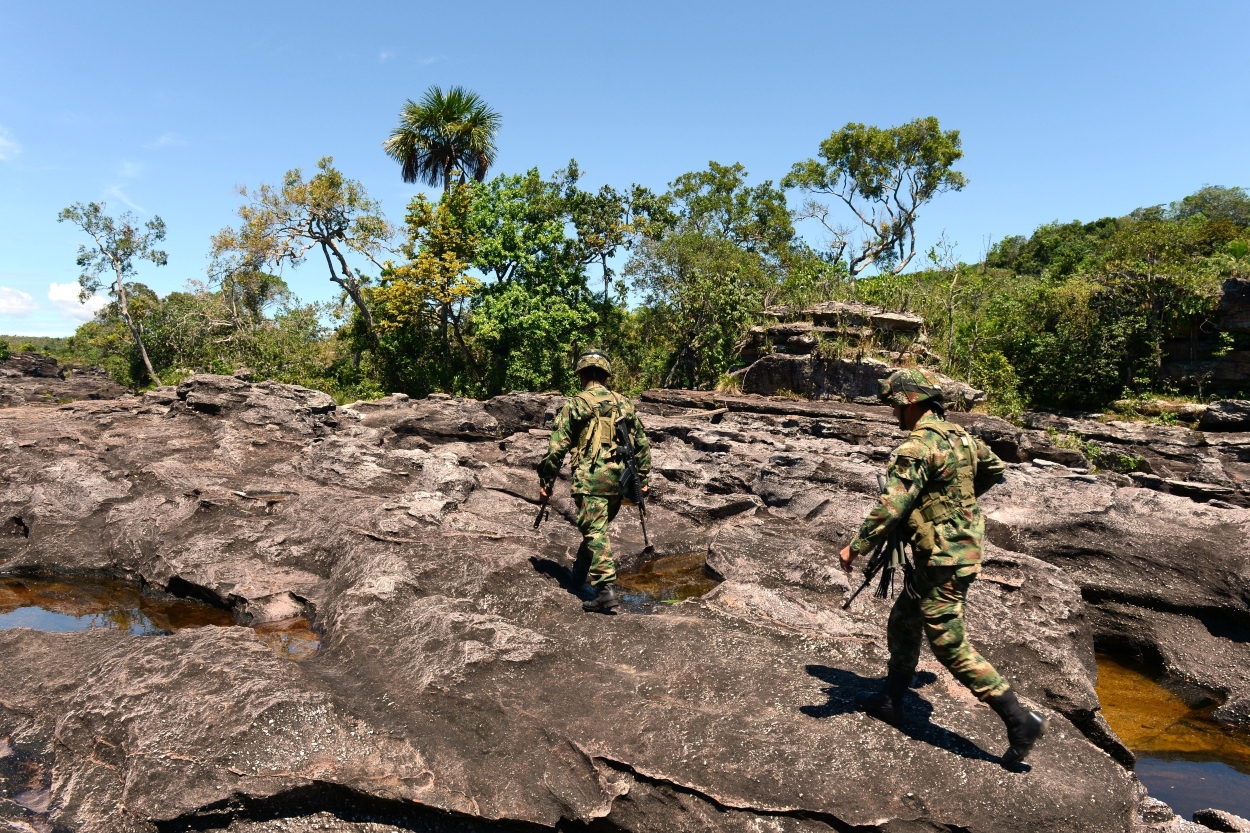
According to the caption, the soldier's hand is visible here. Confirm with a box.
[640,485,649,496]
[539,486,550,503]
[839,544,855,575]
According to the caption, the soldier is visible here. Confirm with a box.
[837,368,1047,767]
[538,351,651,614]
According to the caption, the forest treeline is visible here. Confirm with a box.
[33,89,1250,414]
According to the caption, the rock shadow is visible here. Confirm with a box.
[802,664,1004,766]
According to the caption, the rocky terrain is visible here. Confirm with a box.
[0,374,1247,832]
[0,352,125,407]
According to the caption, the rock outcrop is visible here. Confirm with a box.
[1163,277,1250,392]
[731,302,986,407]
[0,376,1245,831]
[0,351,124,406]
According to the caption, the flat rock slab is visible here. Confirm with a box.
[0,376,1222,832]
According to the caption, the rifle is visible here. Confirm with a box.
[533,498,550,529]
[842,473,911,610]
[615,415,653,554]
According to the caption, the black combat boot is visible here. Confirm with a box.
[986,688,1048,767]
[855,671,911,727]
[582,583,620,613]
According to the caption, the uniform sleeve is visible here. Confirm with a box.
[973,437,1007,496]
[848,444,931,556]
[630,405,651,486]
[537,398,586,489]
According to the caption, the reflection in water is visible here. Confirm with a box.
[254,617,322,661]
[0,576,320,660]
[1096,654,1250,820]
[0,576,234,634]
[616,551,720,609]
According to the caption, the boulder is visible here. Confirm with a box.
[0,351,64,378]
[1194,808,1250,832]
[738,353,986,407]
[1201,400,1250,431]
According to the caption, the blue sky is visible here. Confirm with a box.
[1,0,1248,336]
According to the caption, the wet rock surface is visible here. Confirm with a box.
[0,377,1246,831]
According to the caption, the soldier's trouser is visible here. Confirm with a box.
[886,565,1009,700]
[572,495,621,587]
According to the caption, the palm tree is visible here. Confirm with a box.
[383,86,501,193]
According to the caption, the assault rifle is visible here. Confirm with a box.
[842,473,911,609]
[615,416,653,554]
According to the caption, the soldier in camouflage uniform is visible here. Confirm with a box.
[538,351,651,613]
[838,368,1047,767]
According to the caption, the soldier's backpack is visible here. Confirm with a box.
[570,389,624,471]
[906,420,979,545]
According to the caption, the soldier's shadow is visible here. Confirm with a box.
[801,664,1005,766]
[529,556,593,600]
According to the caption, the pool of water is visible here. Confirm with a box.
[1096,653,1250,820]
[0,576,321,660]
[615,551,720,610]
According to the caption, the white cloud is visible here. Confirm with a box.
[379,50,394,62]
[143,132,186,149]
[103,161,146,211]
[0,287,37,316]
[48,282,107,322]
[0,127,20,161]
[104,185,145,212]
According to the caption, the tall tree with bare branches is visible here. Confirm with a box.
[783,117,965,278]
[211,157,394,351]
[58,201,167,382]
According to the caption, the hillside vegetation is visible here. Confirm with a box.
[30,93,1250,414]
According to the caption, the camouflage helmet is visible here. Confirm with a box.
[575,350,613,376]
[878,368,945,407]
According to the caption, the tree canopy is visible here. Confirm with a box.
[44,104,1250,420]
[383,85,501,192]
[783,117,965,276]
[57,202,168,382]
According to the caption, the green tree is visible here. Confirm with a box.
[211,157,394,352]
[669,161,793,263]
[783,117,966,277]
[467,167,601,394]
[626,162,789,388]
[57,202,168,382]
[563,166,672,343]
[370,183,483,393]
[383,86,501,193]
[1167,185,1250,226]
[629,230,765,388]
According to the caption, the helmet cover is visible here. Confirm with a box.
[878,368,944,406]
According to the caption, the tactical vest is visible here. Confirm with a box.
[905,420,979,551]
[569,389,623,471]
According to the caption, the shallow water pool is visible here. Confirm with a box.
[0,576,320,660]
[615,551,720,609]
[1096,653,1250,820]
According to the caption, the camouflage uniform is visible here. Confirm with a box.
[538,383,651,588]
[849,378,1009,701]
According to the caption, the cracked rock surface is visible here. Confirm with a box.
[1,376,1243,831]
